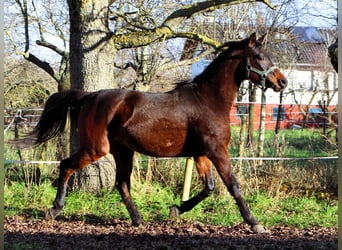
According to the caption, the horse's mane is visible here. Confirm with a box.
[170,37,253,91]
[195,38,250,81]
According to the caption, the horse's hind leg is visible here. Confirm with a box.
[170,156,214,217]
[111,145,143,226]
[45,150,96,220]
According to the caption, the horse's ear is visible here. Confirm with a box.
[248,32,257,48]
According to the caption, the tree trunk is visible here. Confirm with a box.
[237,113,247,171]
[56,62,71,161]
[247,83,257,147]
[257,89,266,161]
[236,86,247,169]
[274,91,283,135]
[68,0,116,193]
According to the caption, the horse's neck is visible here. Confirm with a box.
[197,60,240,115]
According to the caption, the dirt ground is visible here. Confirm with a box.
[5,215,337,249]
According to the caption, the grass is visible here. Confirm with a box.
[4,181,337,229]
[228,126,337,157]
[4,127,337,229]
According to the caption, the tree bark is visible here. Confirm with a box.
[237,86,247,168]
[68,0,116,192]
[247,83,257,147]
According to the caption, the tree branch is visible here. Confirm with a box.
[112,0,275,49]
[15,0,30,52]
[11,0,59,82]
[171,32,221,48]
[156,48,216,74]
[163,0,276,28]
[36,40,68,57]
[24,53,56,80]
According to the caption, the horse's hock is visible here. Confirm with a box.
[72,155,116,193]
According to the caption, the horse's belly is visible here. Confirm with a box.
[120,118,188,157]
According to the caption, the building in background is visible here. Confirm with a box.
[192,27,338,130]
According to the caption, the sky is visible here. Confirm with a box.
[285,0,337,27]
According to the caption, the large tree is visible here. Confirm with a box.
[6,0,276,192]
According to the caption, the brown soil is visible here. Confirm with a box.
[5,215,337,249]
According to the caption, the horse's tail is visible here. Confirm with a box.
[18,89,88,147]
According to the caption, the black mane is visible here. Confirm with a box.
[172,37,252,90]
[195,38,250,82]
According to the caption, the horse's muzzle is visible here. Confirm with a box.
[273,77,287,92]
[279,78,288,89]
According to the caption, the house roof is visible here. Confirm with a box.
[292,27,324,43]
[269,27,336,70]
[273,41,328,66]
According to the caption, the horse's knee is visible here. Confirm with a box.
[227,175,243,197]
[229,183,243,200]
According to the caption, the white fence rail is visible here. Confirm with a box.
[4,156,338,166]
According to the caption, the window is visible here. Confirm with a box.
[272,107,285,121]
[236,106,248,119]
[309,107,323,118]
[309,107,323,114]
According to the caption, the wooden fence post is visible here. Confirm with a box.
[181,157,194,201]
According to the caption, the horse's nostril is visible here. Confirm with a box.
[280,78,287,88]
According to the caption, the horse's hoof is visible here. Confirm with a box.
[45,208,59,220]
[132,216,145,227]
[252,224,267,234]
[169,205,180,218]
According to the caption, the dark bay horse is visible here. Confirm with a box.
[25,33,287,233]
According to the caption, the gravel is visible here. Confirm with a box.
[5,215,337,249]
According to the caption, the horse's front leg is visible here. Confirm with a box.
[209,149,266,233]
[170,156,215,217]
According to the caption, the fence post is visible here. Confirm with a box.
[181,157,194,202]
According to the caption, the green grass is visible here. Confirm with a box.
[228,126,337,157]
[4,128,337,229]
[5,181,337,229]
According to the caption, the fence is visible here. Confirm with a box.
[4,107,338,197]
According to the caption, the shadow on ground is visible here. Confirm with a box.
[5,215,337,250]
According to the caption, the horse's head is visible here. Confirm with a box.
[244,33,287,92]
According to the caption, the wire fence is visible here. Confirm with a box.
[4,104,338,131]
[3,156,338,166]
[4,107,338,165]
